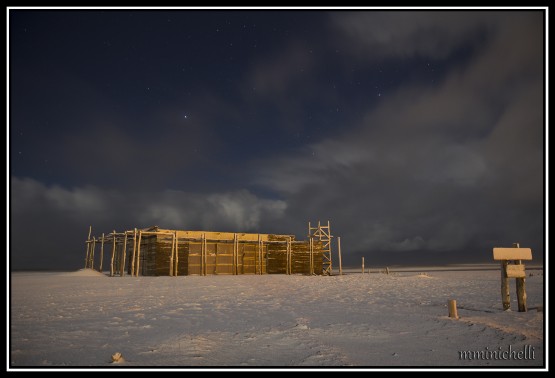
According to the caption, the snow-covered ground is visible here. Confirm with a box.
[9,267,544,368]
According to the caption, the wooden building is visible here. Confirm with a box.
[84,222,333,276]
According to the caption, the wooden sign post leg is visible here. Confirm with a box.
[516,273,527,312]
[501,260,510,310]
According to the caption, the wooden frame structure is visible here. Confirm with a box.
[308,220,333,275]
[493,243,532,312]
[84,223,331,276]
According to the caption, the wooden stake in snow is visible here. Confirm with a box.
[361,257,365,274]
[448,299,459,319]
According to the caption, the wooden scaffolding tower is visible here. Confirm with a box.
[308,220,332,275]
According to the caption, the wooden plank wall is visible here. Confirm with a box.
[139,235,324,276]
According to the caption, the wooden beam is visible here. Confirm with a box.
[135,231,142,276]
[506,264,526,278]
[121,233,127,277]
[516,275,527,312]
[493,247,532,261]
[99,233,105,272]
[110,230,116,277]
[131,228,137,276]
[84,242,90,269]
[501,261,510,310]
[338,237,342,276]
[169,232,175,276]
[174,231,179,277]
[233,233,238,275]
[90,238,96,270]
[84,225,92,268]
[362,257,365,274]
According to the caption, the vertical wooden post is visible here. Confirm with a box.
[309,237,313,275]
[90,238,96,270]
[448,299,459,319]
[131,228,137,276]
[174,231,179,277]
[337,237,342,276]
[85,242,90,269]
[233,234,238,275]
[121,232,127,277]
[135,231,142,277]
[85,225,92,268]
[512,242,527,312]
[501,260,510,310]
[386,267,390,275]
[169,233,176,276]
[328,220,332,275]
[110,230,116,277]
[287,237,292,275]
[201,233,206,276]
[362,257,365,274]
[99,233,105,272]
[113,237,119,275]
[258,235,263,275]
[516,272,527,312]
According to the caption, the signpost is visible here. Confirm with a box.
[493,243,532,312]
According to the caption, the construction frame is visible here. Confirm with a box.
[84,221,334,276]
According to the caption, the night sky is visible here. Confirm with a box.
[9,9,545,270]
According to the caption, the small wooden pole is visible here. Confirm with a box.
[202,233,206,276]
[287,237,292,275]
[99,233,105,272]
[90,237,96,270]
[85,242,90,269]
[501,260,510,310]
[135,231,142,276]
[113,238,119,275]
[233,233,238,275]
[169,233,175,276]
[131,228,137,276]
[309,237,314,275]
[328,220,332,275]
[110,230,116,277]
[85,225,92,268]
[516,272,527,312]
[362,257,365,274]
[512,242,527,312]
[386,267,390,275]
[174,232,179,277]
[121,232,127,277]
[337,237,342,275]
[448,299,459,319]
[254,234,260,274]
[259,237,263,275]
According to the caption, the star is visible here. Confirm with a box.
[184,115,188,119]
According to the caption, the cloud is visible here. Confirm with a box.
[9,177,287,269]
[330,11,494,60]
[251,12,544,262]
